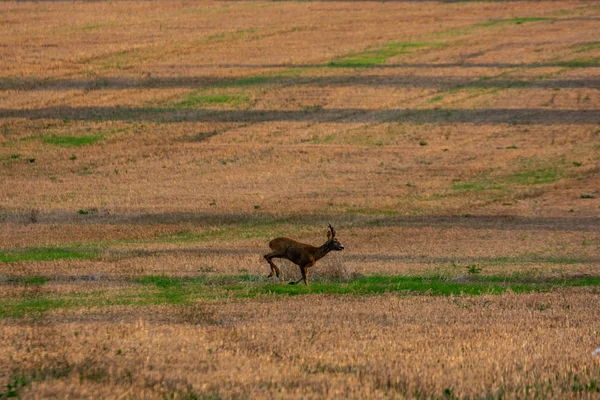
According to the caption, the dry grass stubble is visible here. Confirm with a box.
[2,291,600,398]
[1,0,600,398]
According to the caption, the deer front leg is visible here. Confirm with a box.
[303,260,316,285]
[303,265,310,286]
[303,259,316,285]
[289,261,314,286]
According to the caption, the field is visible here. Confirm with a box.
[1,0,600,398]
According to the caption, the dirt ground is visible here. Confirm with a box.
[1,0,599,398]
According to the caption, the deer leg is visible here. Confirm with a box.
[303,261,315,286]
[264,253,281,278]
[303,265,310,286]
[302,260,316,286]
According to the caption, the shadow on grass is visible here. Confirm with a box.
[3,75,598,92]
[3,212,598,233]
[1,106,599,125]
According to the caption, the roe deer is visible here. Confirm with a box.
[264,223,344,286]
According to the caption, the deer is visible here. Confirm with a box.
[264,223,344,286]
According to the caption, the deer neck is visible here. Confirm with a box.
[313,242,332,261]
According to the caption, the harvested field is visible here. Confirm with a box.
[1,0,599,398]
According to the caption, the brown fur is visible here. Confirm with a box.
[264,224,344,285]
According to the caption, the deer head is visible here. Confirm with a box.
[326,223,344,251]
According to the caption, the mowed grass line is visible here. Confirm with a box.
[167,14,590,118]
[1,275,599,318]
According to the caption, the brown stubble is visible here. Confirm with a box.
[1,0,600,397]
[1,291,600,398]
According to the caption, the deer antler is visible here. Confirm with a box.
[328,223,336,238]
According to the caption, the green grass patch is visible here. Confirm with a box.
[43,134,104,147]
[507,167,561,185]
[572,41,600,54]
[0,153,21,163]
[0,297,68,319]
[554,57,600,68]
[137,275,182,288]
[0,247,97,263]
[451,160,563,196]
[25,276,48,285]
[0,287,191,318]
[219,75,270,87]
[251,274,600,297]
[328,42,444,68]
[176,93,249,108]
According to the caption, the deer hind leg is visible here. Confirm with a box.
[264,253,281,278]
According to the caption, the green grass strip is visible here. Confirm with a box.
[328,42,444,68]
[554,57,600,68]
[176,93,249,108]
[572,41,600,54]
[450,162,564,194]
[0,247,97,263]
[248,275,600,297]
[1,274,599,318]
